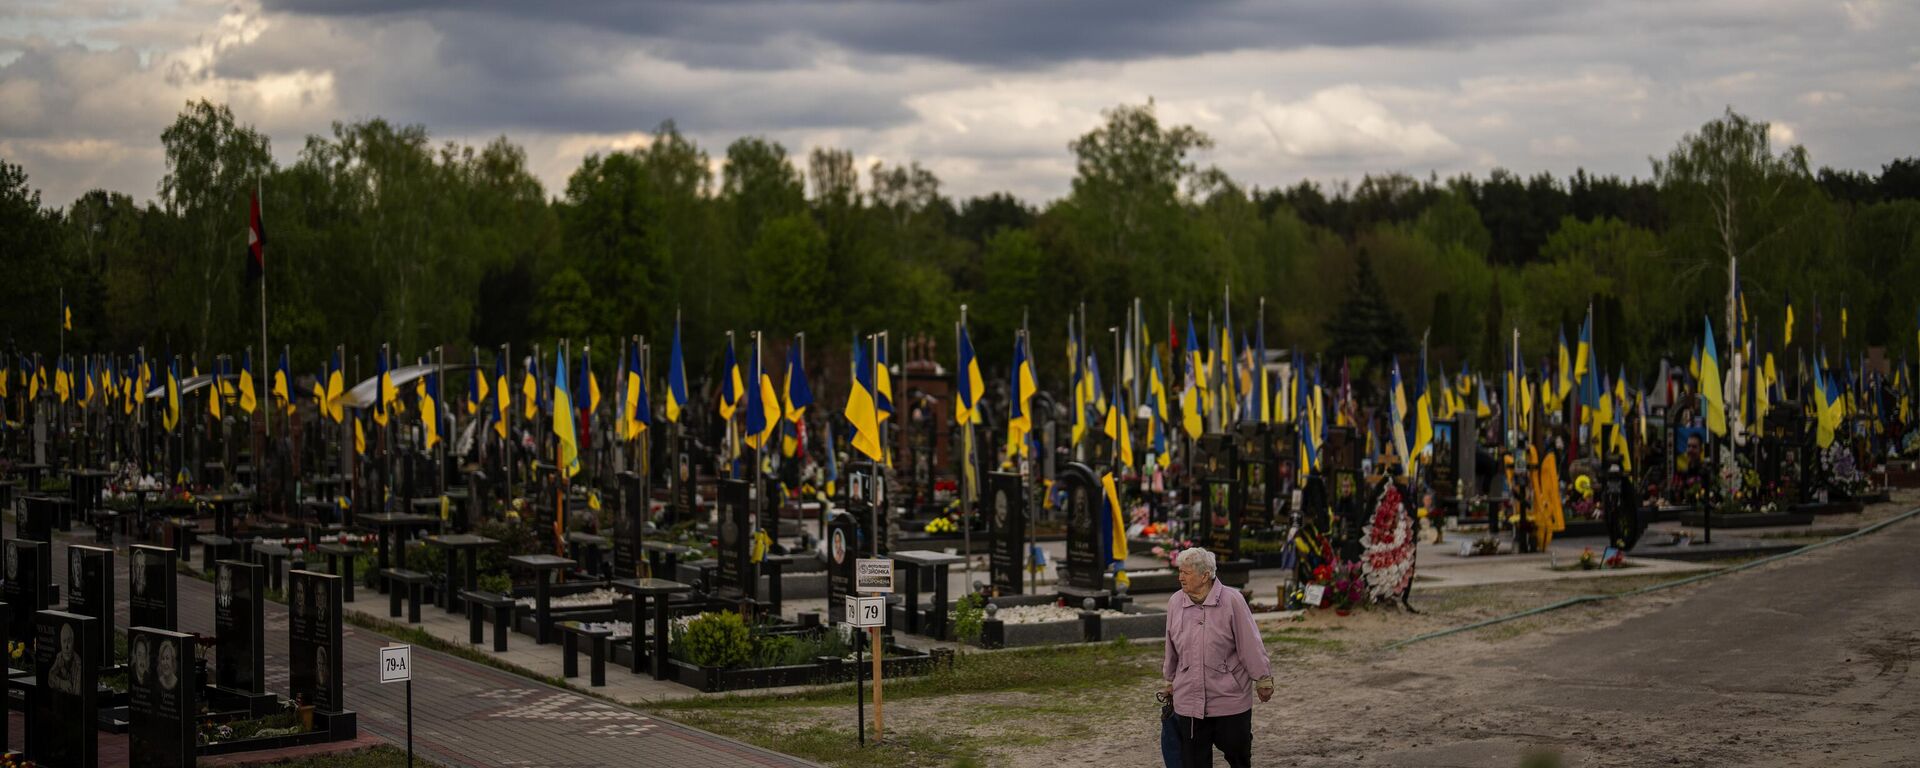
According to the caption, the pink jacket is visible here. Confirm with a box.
[1163,580,1271,718]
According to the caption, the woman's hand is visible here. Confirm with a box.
[1255,675,1274,703]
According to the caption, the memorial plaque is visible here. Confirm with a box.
[213,559,265,693]
[4,538,52,647]
[66,545,115,663]
[714,478,752,597]
[130,544,179,632]
[825,512,857,624]
[31,610,99,768]
[987,471,1026,596]
[1059,462,1102,591]
[289,570,346,712]
[128,627,196,768]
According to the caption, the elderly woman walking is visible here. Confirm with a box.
[1158,547,1273,767]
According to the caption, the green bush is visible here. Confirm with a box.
[476,572,513,595]
[953,593,985,645]
[476,517,543,573]
[678,612,753,669]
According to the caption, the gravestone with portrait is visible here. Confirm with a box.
[987,470,1026,597]
[4,538,52,651]
[30,610,99,767]
[66,545,115,666]
[1237,424,1274,530]
[714,478,752,598]
[213,559,265,695]
[1197,433,1242,559]
[824,511,858,625]
[129,544,179,632]
[1057,462,1105,596]
[288,570,346,713]
[127,627,196,768]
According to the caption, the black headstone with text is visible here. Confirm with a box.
[1455,413,1478,504]
[1198,434,1241,559]
[1237,424,1273,530]
[20,494,56,543]
[614,470,645,577]
[4,538,52,648]
[1059,462,1102,591]
[715,478,752,597]
[289,570,346,712]
[67,545,115,664]
[825,512,857,625]
[128,627,196,768]
[31,610,99,768]
[0,601,7,752]
[213,559,265,693]
[130,544,179,632]
[670,446,698,525]
[987,471,1026,596]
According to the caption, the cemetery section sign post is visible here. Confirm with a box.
[380,644,415,767]
[851,557,892,745]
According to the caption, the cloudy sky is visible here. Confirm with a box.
[3,0,1916,208]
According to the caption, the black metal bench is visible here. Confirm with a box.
[252,542,291,592]
[196,535,236,575]
[315,543,361,603]
[383,568,431,623]
[559,622,614,687]
[462,590,517,652]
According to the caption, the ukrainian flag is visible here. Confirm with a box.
[1180,317,1204,439]
[718,336,743,421]
[1006,334,1037,459]
[667,321,688,424]
[1701,317,1727,437]
[553,352,580,477]
[845,336,883,461]
[955,325,984,427]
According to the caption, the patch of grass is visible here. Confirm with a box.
[243,744,442,767]
[1260,628,1347,652]
[674,718,986,768]
[654,639,1160,713]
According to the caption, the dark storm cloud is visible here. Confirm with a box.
[258,0,1571,69]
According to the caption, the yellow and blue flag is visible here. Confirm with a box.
[845,336,883,461]
[1006,333,1037,459]
[955,325,985,427]
[553,351,580,477]
[666,321,688,424]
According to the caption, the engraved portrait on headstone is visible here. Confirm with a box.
[49,624,81,695]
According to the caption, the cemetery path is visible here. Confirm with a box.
[38,531,819,768]
[1004,507,1920,768]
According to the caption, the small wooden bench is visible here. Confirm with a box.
[383,568,431,623]
[462,590,517,652]
[559,622,615,687]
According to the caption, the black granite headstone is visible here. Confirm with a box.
[213,559,265,693]
[1198,433,1241,558]
[0,601,7,752]
[987,471,1026,596]
[130,544,179,632]
[31,610,99,767]
[714,478,752,597]
[825,512,857,625]
[128,627,196,768]
[67,545,115,663]
[614,470,645,577]
[4,538,52,648]
[288,570,345,712]
[1059,462,1101,591]
[20,494,57,543]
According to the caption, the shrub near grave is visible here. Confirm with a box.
[676,612,752,669]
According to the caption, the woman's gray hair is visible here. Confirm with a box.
[1174,547,1217,578]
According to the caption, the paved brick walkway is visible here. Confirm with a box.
[23,523,817,768]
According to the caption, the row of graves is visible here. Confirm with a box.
[0,536,352,767]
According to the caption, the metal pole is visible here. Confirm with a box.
[958,305,973,586]
[406,678,414,767]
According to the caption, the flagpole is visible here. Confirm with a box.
[259,175,271,439]
[957,305,972,587]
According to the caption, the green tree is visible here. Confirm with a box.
[745,213,829,338]
[158,99,275,356]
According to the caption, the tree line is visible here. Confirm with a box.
[3,100,1918,393]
